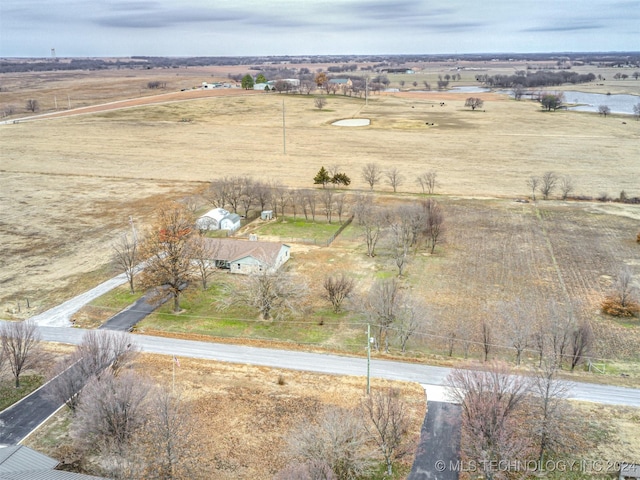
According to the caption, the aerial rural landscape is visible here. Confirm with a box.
[1,1,640,479]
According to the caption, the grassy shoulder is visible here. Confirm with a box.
[0,375,44,411]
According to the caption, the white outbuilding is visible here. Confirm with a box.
[196,208,241,232]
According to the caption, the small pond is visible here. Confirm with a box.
[332,118,370,127]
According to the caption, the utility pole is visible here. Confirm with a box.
[366,323,371,395]
[129,215,137,243]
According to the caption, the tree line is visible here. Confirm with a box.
[476,70,597,88]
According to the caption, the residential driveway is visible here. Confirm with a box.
[408,401,462,480]
[98,290,169,332]
[27,273,131,327]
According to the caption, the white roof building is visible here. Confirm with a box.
[196,208,241,232]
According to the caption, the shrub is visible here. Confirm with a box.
[601,296,640,317]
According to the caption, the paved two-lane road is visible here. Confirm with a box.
[31,325,640,408]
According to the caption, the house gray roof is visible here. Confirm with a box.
[0,446,58,474]
[0,471,106,480]
[0,446,106,480]
[203,238,288,266]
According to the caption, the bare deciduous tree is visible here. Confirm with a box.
[189,235,219,290]
[323,273,355,313]
[227,268,307,321]
[286,406,374,480]
[47,331,139,411]
[71,370,153,457]
[540,171,557,200]
[361,163,382,191]
[395,301,424,353]
[598,105,611,117]
[526,176,540,201]
[305,189,318,222]
[416,170,438,194]
[113,232,138,294]
[321,188,335,223]
[385,167,404,193]
[1,320,43,388]
[498,301,532,365]
[480,319,492,362]
[531,360,572,467]
[206,178,228,209]
[361,388,413,476]
[238,177,256,219]
[559,175,574,200]
[568,319,593,371]
[353,195,383,258]
[465,97,484,110]
[422,199,444,254]
[25,99,39,112]
[389,214,414,276]
[334,193,347,223]
[130,390,204,480]
[446,362,533,480]
[140,203,196,312]
[365,278,404,352]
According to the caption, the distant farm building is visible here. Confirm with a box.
[204,238,290,274]
[196,208,241,232]
[329,78,353,87]
[381,68,415,74]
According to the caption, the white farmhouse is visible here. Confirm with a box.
[196,208,241,232]
[203,238,290,274]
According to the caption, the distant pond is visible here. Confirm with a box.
[561,91,639,115]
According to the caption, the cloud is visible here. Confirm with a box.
[96,8,244,29]
[523,22,603,33]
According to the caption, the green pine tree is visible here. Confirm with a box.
[241,74,254,90]
[314,166,331,188]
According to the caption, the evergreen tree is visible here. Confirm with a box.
[331,172,351,186]
[241,74,254,90]
[314,166,331,188]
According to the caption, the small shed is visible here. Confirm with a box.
[261,210,274,220]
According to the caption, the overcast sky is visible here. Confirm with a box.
[1,0,638,58]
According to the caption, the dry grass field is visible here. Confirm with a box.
[23,353,426,479]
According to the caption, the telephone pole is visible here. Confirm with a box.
[366,323,371,395]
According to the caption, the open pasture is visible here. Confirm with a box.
[2,89,638,198]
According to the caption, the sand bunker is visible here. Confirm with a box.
[332,118,370,127]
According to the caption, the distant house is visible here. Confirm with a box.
[329,78,353,87]
[196,208,241,232]
[203,238,290,274]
